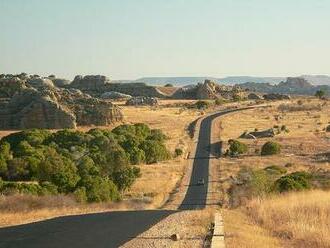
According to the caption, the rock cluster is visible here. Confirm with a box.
[173,79,247,100]
[70,75,165,98]
[100,91,132,100]
[125,96,158,106]
[0,74,123,130]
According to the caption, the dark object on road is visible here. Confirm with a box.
[197,178,205,186]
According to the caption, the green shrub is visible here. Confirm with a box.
[140,140,171,164]
[274,171,312,193]
[74,187,87,203]
[147,129,167,142]
[261,141,281,156]
[195,100,210,110]
[326,125,330,132]
[112,166,141,191]
[228,140,248,156]
[38,148,80,193]
[164,83,173,87]
[80,176,120,202]
[215,98,223,105]
[174,148,183,157]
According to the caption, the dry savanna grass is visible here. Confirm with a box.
[217,98,330,247]
[246,190,330,248]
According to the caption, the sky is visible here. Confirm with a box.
[1,0,330,80]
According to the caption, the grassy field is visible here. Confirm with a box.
[217,98,330,247]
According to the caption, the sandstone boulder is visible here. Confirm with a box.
[0,74,123,130]
[240,129,275,139]
[125,96,158,106]
[100,91,132,100]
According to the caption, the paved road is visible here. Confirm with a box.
[0,107,252,247]
[0,210,175,248]
[179,108,252,210]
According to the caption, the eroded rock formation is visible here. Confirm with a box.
[0,74,123,130]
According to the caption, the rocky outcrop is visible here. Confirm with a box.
[125,96,158,106]
[0,88,76,129]
[172,80,247,100]
[100,91,132,100]
[240,129,275,139]
[69,75,166,98]
[239,77,330,96]
[0,74,123,130]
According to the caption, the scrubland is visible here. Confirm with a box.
[218,98,330,247]
[0,101,202,227]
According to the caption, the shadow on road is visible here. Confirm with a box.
[0,210,176,248]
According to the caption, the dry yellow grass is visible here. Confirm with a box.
[246,190,330,248]
[222,209,280,248]
[217,98,330,247]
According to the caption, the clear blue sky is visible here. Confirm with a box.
[1,0,329,80]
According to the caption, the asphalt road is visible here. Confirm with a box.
[0,107,252,248]
[0,210,175,248]
[179,108,252,210]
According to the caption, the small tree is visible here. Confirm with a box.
[261,141,281,156]
[195,101,209,110]
[315,90,325,99]
[228,140,248,156]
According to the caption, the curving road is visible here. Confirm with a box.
[0,107,252,248]
[179,107,251,210]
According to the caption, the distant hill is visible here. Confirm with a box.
[238,77,330,96]
[134,75,330,86]
[134,77,220,86]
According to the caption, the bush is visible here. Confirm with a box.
[80,176,120,202]
[38,148,80,193]
[215,98,223,105]
[140,140,171,164]
[261,141,281,156]
[228,140,248,156]
[74,187,87,203]
[195,101,209,110]
[174,148,183,157]
[164,83,173,87]
[326,125,330,132]
[274,172,312,193]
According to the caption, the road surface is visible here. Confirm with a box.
[0,107,252,247]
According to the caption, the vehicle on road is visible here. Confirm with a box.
[197,178,205,186]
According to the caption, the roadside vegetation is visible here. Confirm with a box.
[0,123,170,203]
[218,98,330,247]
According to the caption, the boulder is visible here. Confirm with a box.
[27,78,55,89]
[100,91,132,100]
[0,74,123,129]
[125,96,158,106]
[240,129,275,139]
